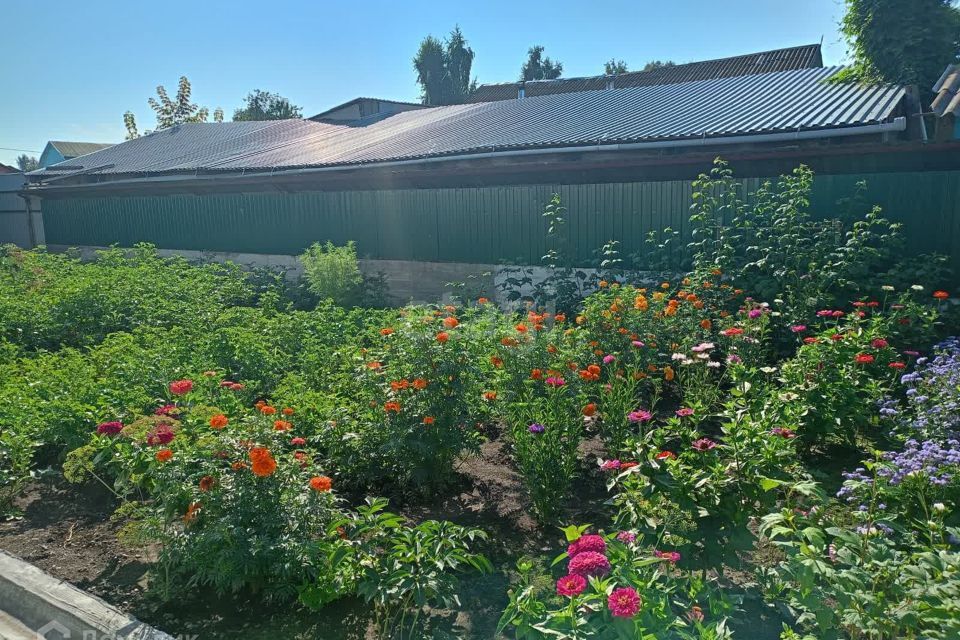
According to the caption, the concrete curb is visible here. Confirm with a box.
[0,550,173,639]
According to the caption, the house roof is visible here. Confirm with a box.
[468,44,823,103]
[310,97,429,120]
[27,65,905,185]
[932,64,960,117]
[46,141,114,159]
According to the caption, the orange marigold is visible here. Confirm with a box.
[380,327,394,336]
[554,313,566,323]
[366,361,382,369]
[384,401,402,413]
[209,414,228,430]
[249,447,277,477]
[422,416,435,425]
[531,368,543,380]
[443,316,460,329]
[260,405,277,416]
[155,448,173,462]
[490,356,503,367]
[477,297,489,304]
[700,319,712,330]
[515,323,528,333]
[412,378,428,390]
[282,407,295,416]
[483,391,497,401]
[436,331,450,343]
[273,420,292,431]
[309,475,333,492]
[582,403,597,417]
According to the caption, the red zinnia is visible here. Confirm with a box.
[309,475,333,492]
[169,379,193,395]
[854,353,875,364]
[933,290,950,300]
[556,574,587,597]
[96,421,123,436]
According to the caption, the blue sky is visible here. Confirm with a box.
[1,0,849,167]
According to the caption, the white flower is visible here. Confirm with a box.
[760,366,778,374]
[933,502,946,512]
[881,285,895,292]
[911,285,924,291]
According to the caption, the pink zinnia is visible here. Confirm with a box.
[631,340,645,348]
[154,404,178,416]
[675,408,694,418]
[219,380,235,388]
[608,587,642,618]
[556,574,587,597]
[691,438,717,451]
[568,534,606,558]
[291,437,306,446]
[545,376,566,387]
[96,421,123,436]
[616,531,636,544]
[771,427,796,439]
[790,325,806,333]
[871,338,889,349]
[146,424,175,446]
[628,409,652,423]
[603,354,616,364]
[654,550,681,564]
[748,309,762,319]
[568,551,610,577]
[169,379,194,395]
[600,459,621,471]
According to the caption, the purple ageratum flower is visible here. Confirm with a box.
[628,409,653,423]
[692,437,717,451]
[603,354,616,364]
[568,551,611,578]
[545,376,566,387]
[528,423,545,434]
[675,408,695,418]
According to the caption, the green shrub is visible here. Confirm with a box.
[299,241,365,306]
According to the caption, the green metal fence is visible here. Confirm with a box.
[41,170,960,266]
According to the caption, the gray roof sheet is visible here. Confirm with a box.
[932,64,960,117]
[48,141,114,158]
[469,44,823,103]
[31,65,904,180]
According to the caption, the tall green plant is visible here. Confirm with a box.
[299,241,364,306]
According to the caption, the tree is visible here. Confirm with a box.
[233,90,303,121]
[604,59,629,75]
[642,60,676,72]
[520,45,563,81]
[413,26,477,106]
[123,76,223,139]
[837,0,960,96]
[15,155,38,172]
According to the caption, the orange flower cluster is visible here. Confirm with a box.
[155,448,173,462]
[578,364,602,382]
[309,475,333,492]
[273,420,292,431]
[209,414,228,429]
[249,447,277,477]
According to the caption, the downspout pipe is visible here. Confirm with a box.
[25,118,907,193]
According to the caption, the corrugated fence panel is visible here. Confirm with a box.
[41,170,960,268]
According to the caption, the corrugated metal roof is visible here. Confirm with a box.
[932,64,960,117]
[29,65,904,181]
[48,141,114,158]
[469,44,823,103]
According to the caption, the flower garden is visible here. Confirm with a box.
[2,162,960,639]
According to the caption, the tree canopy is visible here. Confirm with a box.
[413,26,477,106]
[124,76,222,140]
[837,0,960,96]
[642,60,676,72]
[604,59,629,75]
[15,155,38,172]
[520,45,563,81]
[233,90,303,121]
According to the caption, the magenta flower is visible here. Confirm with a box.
[628,409,652,423]
[556,574,587,597]
[608,587,642,617]
[675,408,694,418]
[631,340,645,348]
[871,338,889,349]
[748,309,762,319]
[290,437,306,446]
[146,424,176,446]
[771,427,796,439]
[154,404,179,417]
[603,354,616,364]
[600,459,622,471]
[654,549,681,563]
[568,551,611,577]
[726,354,743,364]
[96,421,123,436]
[568,534,606,557]
[545,376,566,387]
[790,325,807,333]
[616,531,636,544]
[692,437,717,451]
